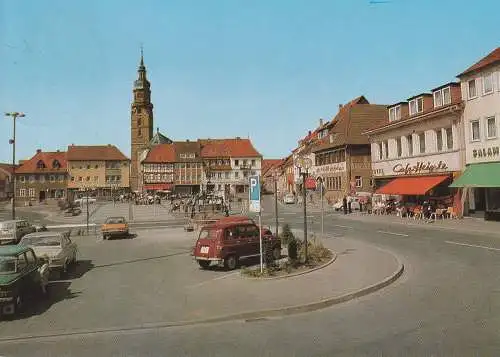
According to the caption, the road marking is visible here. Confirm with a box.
[187,271,239,288]
[445,240,500,251]
[377,230,409,237]
[331,224,353,229]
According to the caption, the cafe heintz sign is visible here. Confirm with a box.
[392,161,448,175]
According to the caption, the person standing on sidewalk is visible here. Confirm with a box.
[343,196,348,215]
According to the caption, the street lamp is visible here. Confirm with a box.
[273,169,279,238]
[317,176,325,240]
[5,112,25,220]
[295,156,312,263]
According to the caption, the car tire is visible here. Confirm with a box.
[198,260,210,269]
[102,234,107,240]
[272,247,281,260]
[224,255,238,271]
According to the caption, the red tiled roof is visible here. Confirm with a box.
[199,138,261,158]
[458,47,500,77]
[262,159,283,176]
[67,145,128,161]
[143,144,176,163]
[16,151,67,174]
[0,163,16,174]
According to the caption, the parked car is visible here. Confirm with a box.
[193,218,281,270]
[0,245,50,316]
[19,231,77,278]
[283,194,296,204]
[101,216,129,240]
[64,207,82,217]
[332,197,361,211]
[74,196,96,206]
[0,220,36,244]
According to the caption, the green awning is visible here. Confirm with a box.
[450,162,500,188]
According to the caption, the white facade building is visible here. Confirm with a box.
[451,47,500,220]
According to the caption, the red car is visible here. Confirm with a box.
[193,218,281,270]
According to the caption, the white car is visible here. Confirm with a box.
[74,196,97,205]
[19,231,78,278]
[333,197,361,211]
[283,194,296,204]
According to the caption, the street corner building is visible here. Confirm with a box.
[310,96,388,204]
[364,81,464,216]
[14,149,69,206]
[450,47,500,221]
[66,144,130,200]
[0,163,15,200]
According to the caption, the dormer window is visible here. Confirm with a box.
[389,105,401,122]
[52,160,61,169]
[434,87,451,108]
[409,97,424,115]
[36,160,46,169]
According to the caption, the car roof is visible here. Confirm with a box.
[0,219,26,224]
[0,245,31,256]
[22,231,64,239]
[203,217,257,229]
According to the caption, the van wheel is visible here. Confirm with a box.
[272,247,281,260]
[224,255,237,270]
[198,260,210,269]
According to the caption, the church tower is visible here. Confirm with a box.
[130,49,154,192]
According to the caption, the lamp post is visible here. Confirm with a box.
[5,112,25,219]
[273,169,279,238]
[317,176,324,239]
[295,156,312,263]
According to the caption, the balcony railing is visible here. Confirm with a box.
[239,164,252,170]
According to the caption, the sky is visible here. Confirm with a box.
[0,0,499,163]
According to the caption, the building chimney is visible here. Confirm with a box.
[186,139,190,142]
[157,127,159,134]
[339,104,343,109]
[236,136,241,140]
[36,149,42,153]
[308,130,311,136]
[319,118,323,127]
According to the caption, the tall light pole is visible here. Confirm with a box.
[317,176,324,239]
[273,169,279,238]
[5,112,25,220]
[295,156,312,263]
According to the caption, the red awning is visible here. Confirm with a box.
[144,183,173,191]
[305,177,316,189]
[375,175,449,195]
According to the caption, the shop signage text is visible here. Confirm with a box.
[311,162,346,176]
[393,161,448,175]
[472,146,499,158]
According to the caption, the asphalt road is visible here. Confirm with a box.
[2,197,500,356]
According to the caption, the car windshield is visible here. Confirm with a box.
[105,217,125,224]
[0,257,16,274]
[0,222,14,231]
[198,228,220,240]
[21,235,61,247]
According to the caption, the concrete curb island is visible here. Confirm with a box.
[0,251,404,343]
[242,250,338,281]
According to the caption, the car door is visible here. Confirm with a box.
[24,250,40,294]
[245,224,261,257]
[16,252,30,297]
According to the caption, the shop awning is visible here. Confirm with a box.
[450,163,500,188]
[144,183,173,191]
[376,175,449,195]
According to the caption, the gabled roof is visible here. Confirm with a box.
[262,159,283,176]
[16,150,67,174]
[0,163,16,174]
[173,141,202,161]
[67,145,128,161]
[199,138,261,158]
[458,47,500,77]
[313,96,387,152]
[143,144,176,163]
[150,129,173,146]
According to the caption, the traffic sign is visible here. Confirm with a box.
[249,175,261,213]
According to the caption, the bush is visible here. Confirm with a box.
[299,239,332,265]
[280,224,295,245]
[288,238,299,261]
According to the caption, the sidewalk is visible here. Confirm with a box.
[331,211,500,236]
